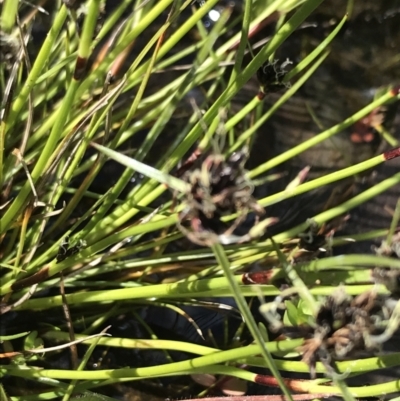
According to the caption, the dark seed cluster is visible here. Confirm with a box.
[298,220,328,253]
[62,0,86,10]
[56,236,86,263]
[293,217,348,261]
[283,289,397,378]
[372,233,400,294]
[257,58,292,98]
[176,150,265,246]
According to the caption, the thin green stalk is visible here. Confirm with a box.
[45,78,126,233]
[250,88,399,177]
[43,331,400,374]
[332,229,390,246]
[211,243,293,400]
[1,338,302,381]
[387,198,400,245]
[111,0,192,143]
[265,171,400,245]
[94,0,134,43]
[1,0,103,234]
[76,0,103,59]
[9,264,236,306]
[0,121,5,188]
[46,331,400,377]
[330,371,356,401]
[311,172,400,228]
[227,0,252,86]
[346,0,355,16]
[121,0,221,91]
[75,0,175,98]
[6,6,68,127]
[298,254,400,272]
[271,237,319,316]
[1,0,19,33]
[225,12,347,136]
[0,213,177,295]
[0,383,11,401]
[45,330,216,355]
[175,0,325,169]
[174,285,382,298]
[6,282,385,310]
[1,79,80,233]
[284,13,347,82]
[255,149,395,207]
[65,370,400,399]
[230,50,329,153]
[61,327,109,401]
[4,352,400,398]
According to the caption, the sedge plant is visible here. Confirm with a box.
[1,0,400,400]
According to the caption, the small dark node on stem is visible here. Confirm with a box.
[257,91,266,100]
[350,106,385,144]
[62,0,86,10]
[390,85,400,96]
[384,146,400,161]
[73,56,87,80]
[242,270,274,285]
[254,374,307,393]
[11,267,50,291]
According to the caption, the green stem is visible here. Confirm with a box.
[227,0,252,86]
[255,151,387,207]
[2,338,302,381]
[1,0,102,234]
[6,6,68,127]
[1,79,80,234]
[211,243,293,400]
[175,0,325,170]
[250,89,398,177]
[1,0,19,33]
